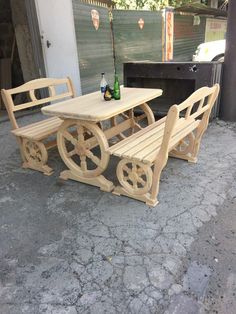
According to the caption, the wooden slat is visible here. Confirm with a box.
[143,120,200,163]
[12,117,63,141]
[168,120,201,151]
[42,87,163,122]
[15,126,59,141]
[22,118,62,138]
[13,92,72,112]
[177,86,216,112]
[130,118,192,162]
[117,125,165,158]
[120,117,187,158]
[190,104,210,120]
[108,116,166,154]
[8,78,70,95]
[110,117,186,158]
[11,117,60,133]
[109,117,199,165]
[122,128,165,160]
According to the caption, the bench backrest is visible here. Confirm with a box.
[1,77,76,129]
[157,84,220,163]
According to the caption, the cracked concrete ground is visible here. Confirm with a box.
[0,114,236,314]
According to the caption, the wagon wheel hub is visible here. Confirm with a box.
[129,171,139,182]
[75,142,87,156]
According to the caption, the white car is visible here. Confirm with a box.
[192,39,225,62]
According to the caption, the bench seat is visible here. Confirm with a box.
[109,84,219,207]
[1,77,75,175]
[108,116,200,164]
[11,117,63,141]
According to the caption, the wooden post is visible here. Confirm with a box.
[220,0,236,121]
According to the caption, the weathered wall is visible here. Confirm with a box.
[10,0,38,81]
[0,0,14,58]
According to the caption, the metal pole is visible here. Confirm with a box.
[220,0,236,121]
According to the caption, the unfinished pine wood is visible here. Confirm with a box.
[41,87,163,122]
[11,117,63,141]
[108,117,195,163]
[57,119,114,192]
[40,87,162,190]
[111,84,220,206]
[110,103,155,140]
[1,77,76,175]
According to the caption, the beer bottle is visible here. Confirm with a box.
[113,74,120,100]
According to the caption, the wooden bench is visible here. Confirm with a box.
[1,77,76,175]
[108,84,220,206]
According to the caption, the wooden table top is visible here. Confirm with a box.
[41,87,163,122]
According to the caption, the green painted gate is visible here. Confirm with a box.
[72,0,114,94]
[112,10,163,82]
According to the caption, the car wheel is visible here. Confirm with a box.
[213,55,224,62]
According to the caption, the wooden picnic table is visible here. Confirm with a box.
[41,87,163,191]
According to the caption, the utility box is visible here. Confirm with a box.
[124,61,223,118]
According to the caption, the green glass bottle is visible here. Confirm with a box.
[113,74,120,100]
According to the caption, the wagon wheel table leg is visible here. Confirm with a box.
[57,119,114,192]
[110,103,155,140]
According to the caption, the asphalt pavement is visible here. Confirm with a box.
[0,114,235,314]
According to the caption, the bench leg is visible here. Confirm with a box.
[169,131,198,163]
[21,138,53,175]
[189,128,207,163]
[113,159,158,206]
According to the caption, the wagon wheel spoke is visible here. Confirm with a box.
[121,112,129,119]
[123,165,131,174]
[28,147,33,155]
[134,123,143,131]
[123,175,129,181]
[135,113,147,123]
[137,176,146,186]
[132,180,138,190]
[86,150,101,167]
[111,105,153,140]
[77,125,85,142]
[36,152,42,160]
[66,149,77,158]
[80,155,87,171]
[137,167,145,175]
[128,172,138,189]
[132,164,137,172]
[63,130,78,146]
